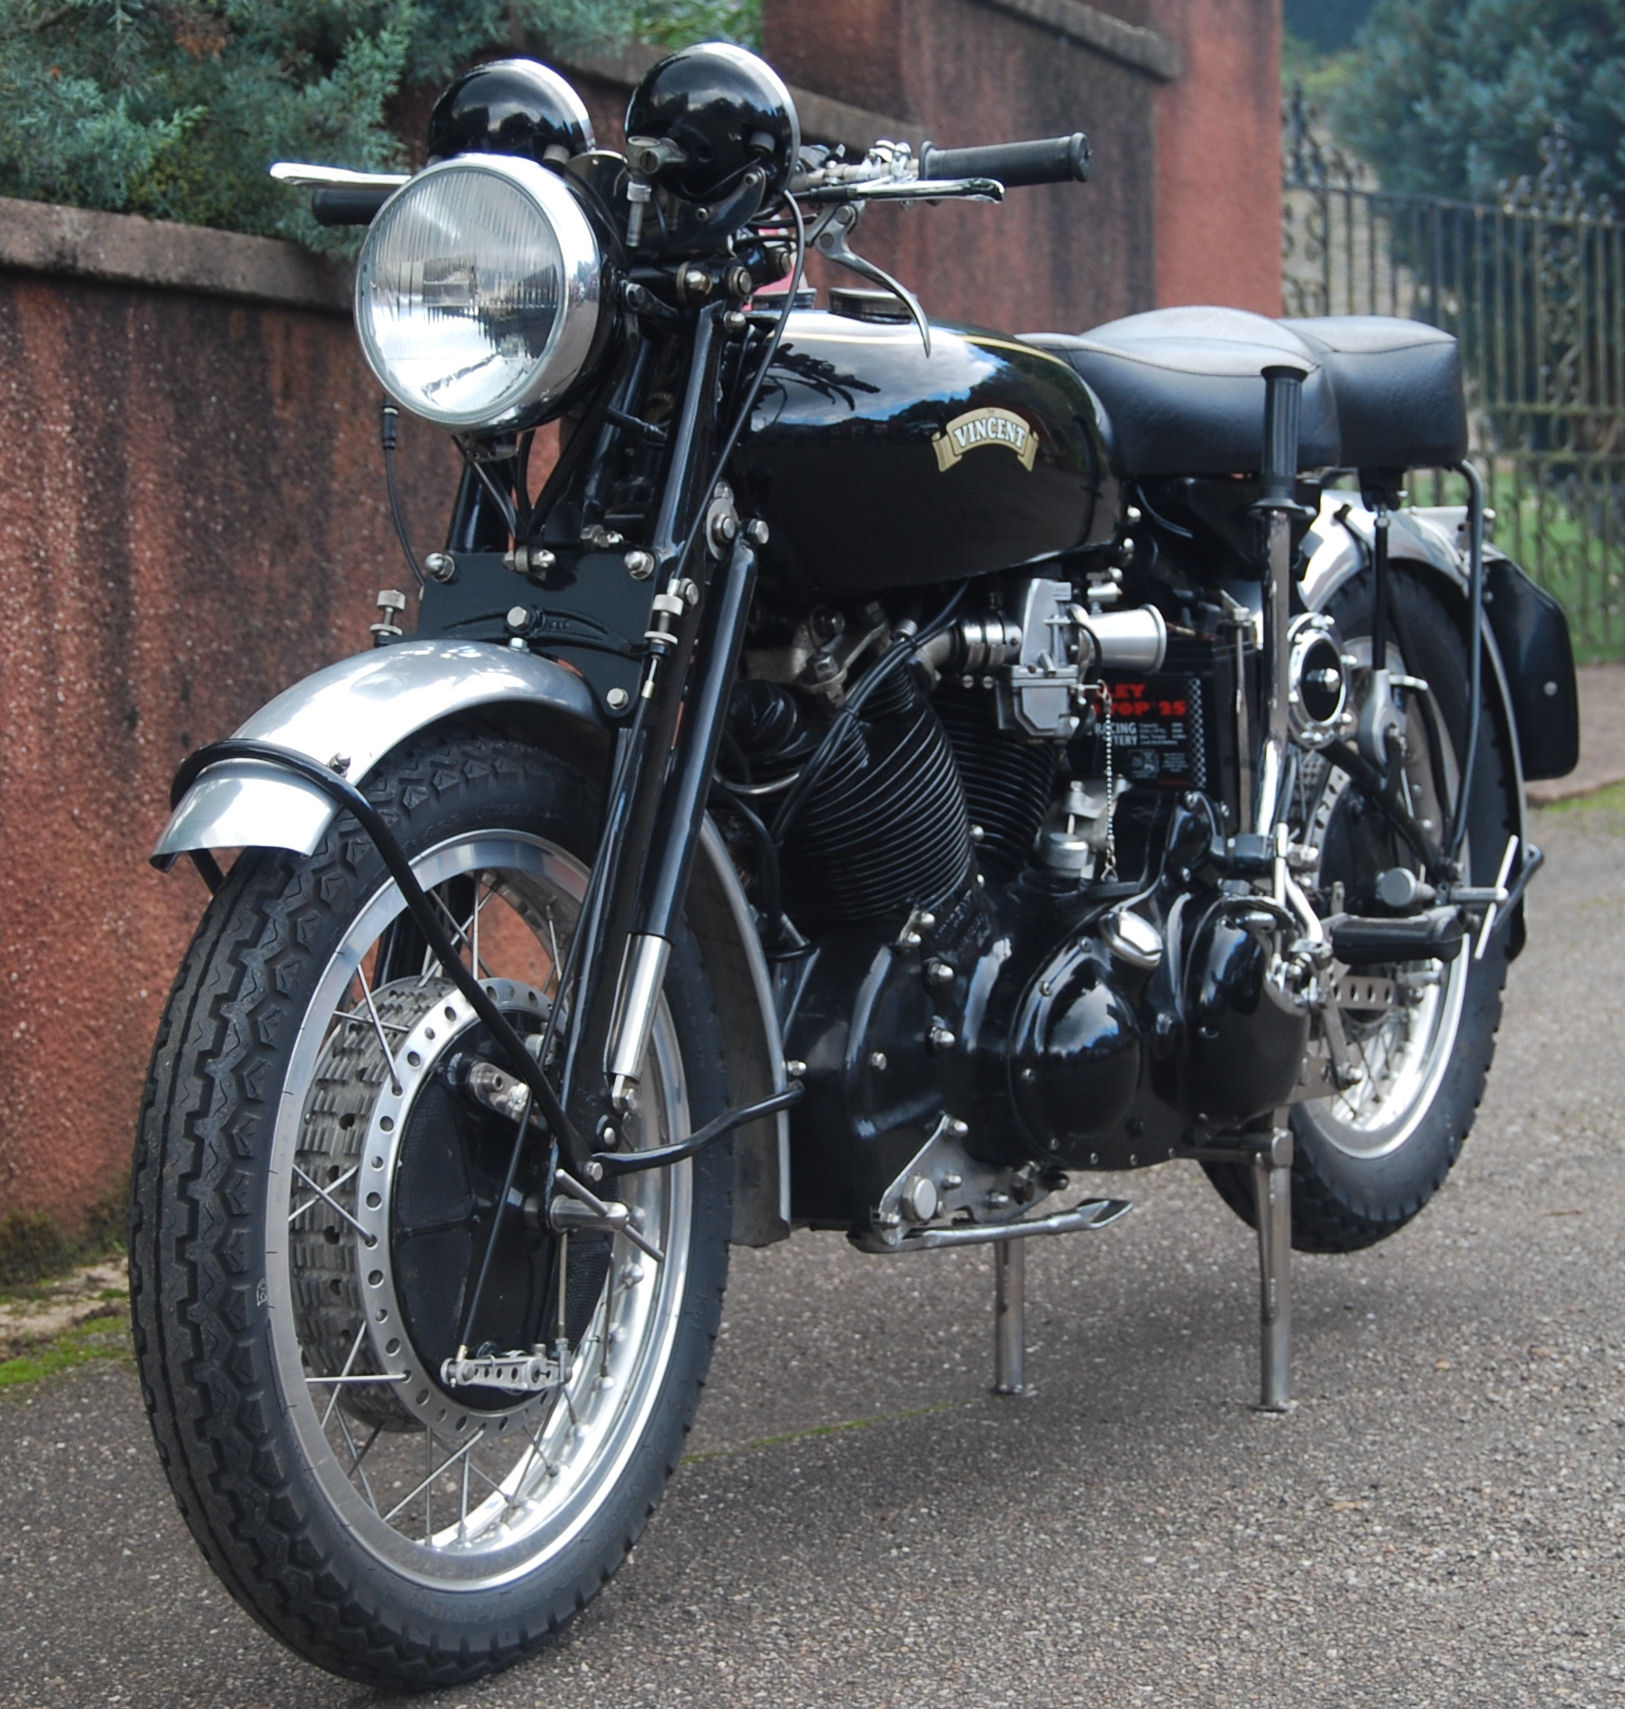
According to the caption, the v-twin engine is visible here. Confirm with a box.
[760,577,1310,1239]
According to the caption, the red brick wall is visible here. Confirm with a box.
[765,0,1163,335]
[0,267,453,1230]
[1149,0,1283,314]
[764,0,1281,330]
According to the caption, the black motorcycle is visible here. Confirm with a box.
[129,42,1578,1688]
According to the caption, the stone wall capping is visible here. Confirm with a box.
[974,0,1181,81]
[0,193,353,313]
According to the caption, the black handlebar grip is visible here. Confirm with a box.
[311,186,394,227]
[918,132,1091,188]
[1258,364,1306,507]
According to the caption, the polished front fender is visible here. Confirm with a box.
[155,637,790,1245]
[154,639,601,861]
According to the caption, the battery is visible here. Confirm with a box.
[1101,628,1248,814]
[1106,673,1209,788]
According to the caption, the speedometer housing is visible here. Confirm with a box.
[355,153,608,432]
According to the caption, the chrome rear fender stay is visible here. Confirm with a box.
[1300,495,1528,854]
[154,637,789,1245]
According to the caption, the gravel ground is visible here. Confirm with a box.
[1,803,1620,1709]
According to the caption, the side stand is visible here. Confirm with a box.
[993,1240,1025,1395]
[1247,1126,1294,1413]
[1178,1123,1295,1411]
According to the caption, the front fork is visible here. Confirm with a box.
[550,304,766,1159]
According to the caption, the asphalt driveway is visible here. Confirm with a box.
[2,801,1621,1708]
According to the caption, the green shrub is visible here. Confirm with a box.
[0,0,760,248]
[0,1210,70,1288]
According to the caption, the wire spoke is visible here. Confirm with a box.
[320,1320,371,1431]
[304,1372,407,1387]
[544,901,562,996]
[291,1163,375,1247]
[335,1412,382,1513]
[382,1430,480,1527]
[289,1162,359,1227]
[427,886,497,982]
[332,1005,413,1036]
[351,959,403,1093]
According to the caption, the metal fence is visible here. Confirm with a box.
[1283,89,1625,656]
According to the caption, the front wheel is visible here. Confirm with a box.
[130,730,731,1688]
[1204,569,1515,1252]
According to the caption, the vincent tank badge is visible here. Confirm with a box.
[932,406,1040,472]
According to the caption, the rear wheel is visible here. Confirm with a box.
[1205,569,1514,1251]
[130,730,731,1688]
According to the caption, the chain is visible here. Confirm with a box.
[1093,680,1120,881]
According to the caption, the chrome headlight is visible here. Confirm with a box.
[355,153,603,431]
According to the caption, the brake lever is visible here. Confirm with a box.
[796,175,1005,205]
[812,203,935,356]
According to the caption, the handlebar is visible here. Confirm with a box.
[312,186,394,226]
[300,131,1092,227]
[918,132,1091,188]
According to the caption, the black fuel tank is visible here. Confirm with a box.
[734,308,1118,591]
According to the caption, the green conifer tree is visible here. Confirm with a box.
[0,0,761,244]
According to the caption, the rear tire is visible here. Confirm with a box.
[1204,569,1514,1252]
[130,729,731,1688]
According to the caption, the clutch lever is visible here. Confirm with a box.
[812,203,937,355]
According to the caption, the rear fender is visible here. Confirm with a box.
[154,638,789,1245]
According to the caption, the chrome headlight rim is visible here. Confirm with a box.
[355,152,603,433]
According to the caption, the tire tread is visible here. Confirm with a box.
[130,733,730,1688]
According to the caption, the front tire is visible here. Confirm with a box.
[1205,569,1514,1252]
[130,729,731,1688]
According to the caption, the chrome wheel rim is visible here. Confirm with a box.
[266,832,693,1590]
[1299,643,1471,1162]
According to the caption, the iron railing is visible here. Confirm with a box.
[1283,88,1625,655]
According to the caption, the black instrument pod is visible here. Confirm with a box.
[427,58,595,165]
[626,42,801,203]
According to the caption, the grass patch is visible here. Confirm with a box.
[682,1400,964,1465]
[0,1311,131,1391]
[1537,778,1625,819]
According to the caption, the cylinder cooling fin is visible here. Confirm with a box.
[777,670,974,927]
[934,683,1058,884]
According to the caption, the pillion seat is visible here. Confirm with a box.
[1023,307,1466,479]
[1283,315,1467,472]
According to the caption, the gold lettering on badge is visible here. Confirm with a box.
[931,407,1040,473]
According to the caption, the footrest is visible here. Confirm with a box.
[1329,906,1464,965]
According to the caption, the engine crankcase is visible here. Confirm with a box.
[1006,935,1143,1168]
[1181,907,1311,1122]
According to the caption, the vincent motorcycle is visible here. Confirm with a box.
[129,43,1578,1687]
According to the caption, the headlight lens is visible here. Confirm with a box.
[355,154,603,431]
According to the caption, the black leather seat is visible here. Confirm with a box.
[1024,307,1466,479]
[1284,315,1467,471]
[1025,307,1338,477]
